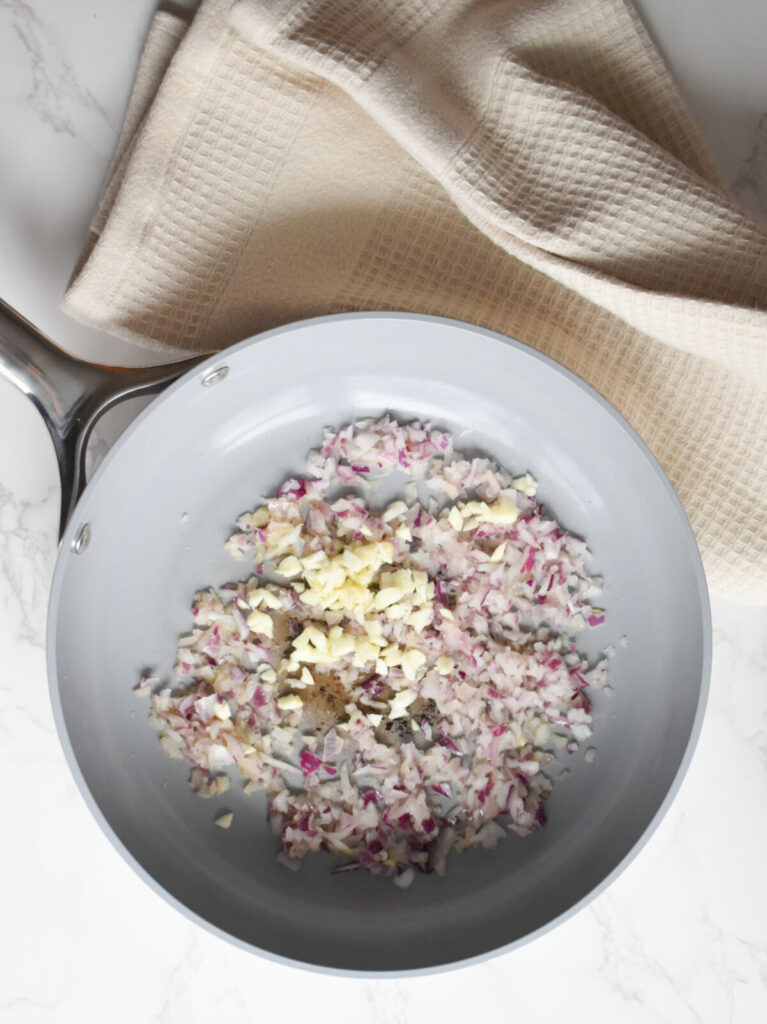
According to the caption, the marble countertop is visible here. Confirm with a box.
[1,1,766,1020]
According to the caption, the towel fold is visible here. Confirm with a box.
[64,0,767,602]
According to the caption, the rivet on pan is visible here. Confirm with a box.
[201,366,229,387]
[72,524,91,554]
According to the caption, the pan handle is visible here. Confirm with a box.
[0,299,204,540]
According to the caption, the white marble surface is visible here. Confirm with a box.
[1,1,767,1020]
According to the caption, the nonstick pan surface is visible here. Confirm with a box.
[43,313,710,974]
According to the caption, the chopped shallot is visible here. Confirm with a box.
[140,416,609,885]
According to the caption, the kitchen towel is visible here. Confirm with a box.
[64,0,767,602]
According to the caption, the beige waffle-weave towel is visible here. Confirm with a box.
[64,0,767,602]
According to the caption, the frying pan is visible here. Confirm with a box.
[0,300,710,975]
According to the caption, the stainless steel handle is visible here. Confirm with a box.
[0,300,204,539]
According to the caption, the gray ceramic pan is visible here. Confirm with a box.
[0,301,710,975]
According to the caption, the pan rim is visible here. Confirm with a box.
[45,310,712,976]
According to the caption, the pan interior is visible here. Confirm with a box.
[49,314,708,972]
